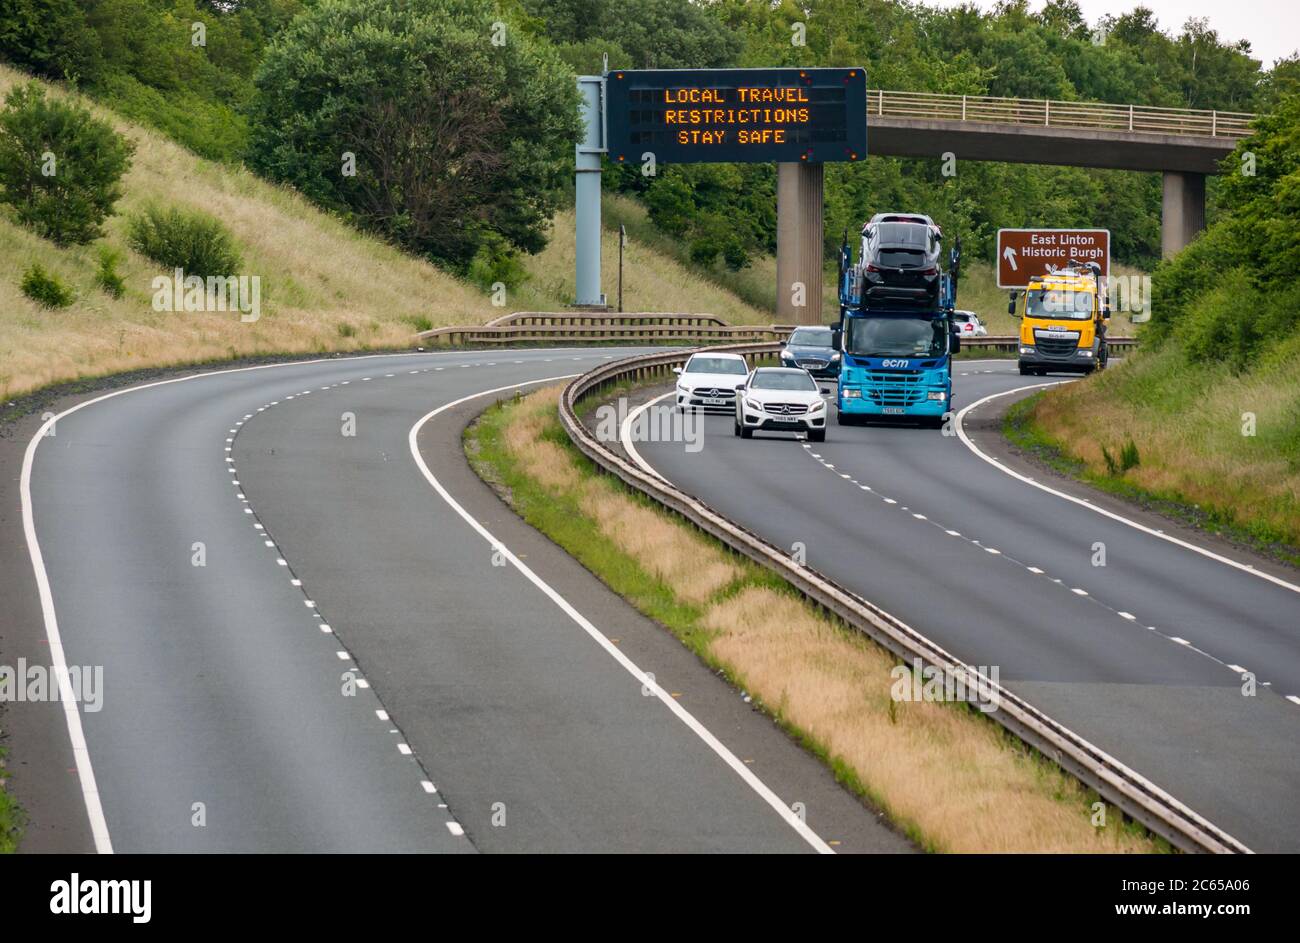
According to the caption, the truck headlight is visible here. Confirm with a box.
[1079,350,1094,357]
[841,389,861,399]
[1020,346,1035,354]
[928,391,946,401]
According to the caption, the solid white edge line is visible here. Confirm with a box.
[21,420,113,854]
[19,346,622,856]
[621,393,676,478]
[409,378,833,854]
[954,384,1300,596]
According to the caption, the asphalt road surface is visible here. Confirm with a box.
[635,362,1300,852]
[15,348,911,854]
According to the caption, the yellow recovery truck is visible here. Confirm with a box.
[1008,259,1110,376]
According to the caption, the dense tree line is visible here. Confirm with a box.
[0,0,1293,275]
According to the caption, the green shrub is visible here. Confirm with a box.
[248,0,579,269]
[467,233,529,292]
[94,245,125,298]
[0,83,133,245]
[127,204,243,277]
[20,262,73,307]
[1120,439,1140,472]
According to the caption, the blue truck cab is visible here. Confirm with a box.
[834,233,961,430]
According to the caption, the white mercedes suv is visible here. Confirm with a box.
[734,367,828,442]
[673,351,751,413]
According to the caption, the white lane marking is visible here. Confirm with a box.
[376,709,389,721]
[421,781,437,793]
[20,425,114,853]
[1287,696,1300,706]
[1227,664,1246,674]
[446,821,465,836]
[8,345,733,854]
[621,393,674,479]
[410,379,833,854]
[397,743,412,755]
[955,384,1300,596]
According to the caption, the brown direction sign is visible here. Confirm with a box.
[996,229,1109,288]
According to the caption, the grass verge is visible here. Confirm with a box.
[0,746,22,852]
[466,384,1160,853]
[1004,345,1300,568]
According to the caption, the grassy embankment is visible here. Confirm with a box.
[0,747,19,851]
[1006,346,1300,566]
[0,64,769,400]
[466,385,1160,853]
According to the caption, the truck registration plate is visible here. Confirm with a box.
[883,407,906,415]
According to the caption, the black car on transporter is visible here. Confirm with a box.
[859,218,943,307]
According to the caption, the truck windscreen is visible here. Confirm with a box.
[1025,288,1094,320]
[845,316,948,358]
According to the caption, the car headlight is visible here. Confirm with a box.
[810,399,826,412]
[831,352,841,361]
[927,391,946,401]
[780,350,794,361]
[842,388,861,399]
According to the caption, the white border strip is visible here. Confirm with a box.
[955,384,1300,596]
[409,379,834,854]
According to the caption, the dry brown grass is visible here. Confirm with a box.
[504,388,741,604]
[527,202,772,325]
[490,386,1157,853]
[1024,348,1300,548]
[0,65,763,399]
[705,588,1149,853]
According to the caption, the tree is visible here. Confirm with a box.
[0,83,134,246]
[0,0,103,84]
[248,0,579,268]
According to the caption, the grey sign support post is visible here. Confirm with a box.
[574,74,607,308]
[776,162,825,325]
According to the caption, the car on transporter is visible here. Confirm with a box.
[734,367,828,442]
[673,351,750,413]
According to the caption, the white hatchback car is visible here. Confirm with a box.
[951,310,988,336]
[734,367,828,442]
[674,351,750,413]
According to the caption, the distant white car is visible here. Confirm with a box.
[673,351,750,413]
[734,367,828,442]
[951,310,988,336]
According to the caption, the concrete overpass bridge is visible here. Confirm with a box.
[863,89,1255,257]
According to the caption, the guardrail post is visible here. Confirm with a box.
[1044,98,1050,126]
[1129,104,1134,131]
[1212,110,1218,136]
[961,95,967,121]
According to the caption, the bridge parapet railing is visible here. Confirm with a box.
[867,89,1253,138]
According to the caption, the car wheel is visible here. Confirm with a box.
[732,417,741,437]
[740,425,753,439]
[808,428,826,443]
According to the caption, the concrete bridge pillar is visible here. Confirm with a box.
[1161,171,1207,258]
[776,162,824,325]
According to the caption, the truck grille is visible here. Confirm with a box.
[1033,330,1080,359]
[863,370,924,407]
